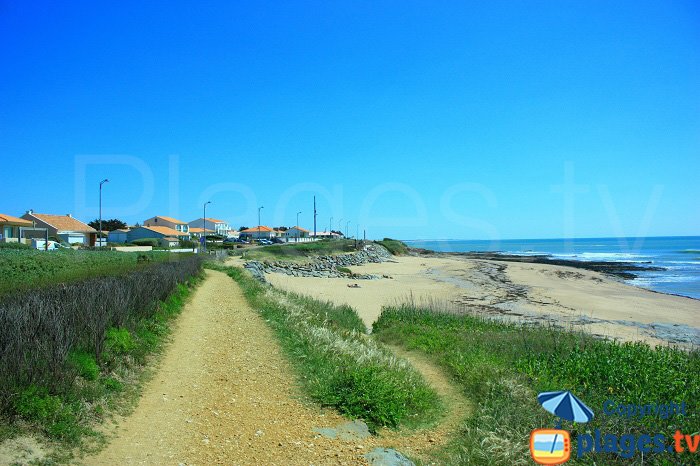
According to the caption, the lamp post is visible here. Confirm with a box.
[99,179,109,247]
[329,217,333,238]
[345,220,350,239]
[203,201,211,252]
[337,218,343,240]
[258,206,264,242]
[296,211,302,243]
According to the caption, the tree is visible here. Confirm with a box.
[238,226,249,232]
[276,226,288,231]
[89,218,127,232]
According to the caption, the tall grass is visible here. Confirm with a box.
[212,264,442,431]
[0,255,202,447]
[373,302,700,465]
[0,249,172,295]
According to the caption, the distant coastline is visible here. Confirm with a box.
[403,236,700,300]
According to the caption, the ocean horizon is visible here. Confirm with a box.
[403,236,700,300]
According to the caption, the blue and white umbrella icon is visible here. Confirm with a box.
[537,390,594,423]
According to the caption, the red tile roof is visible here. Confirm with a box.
[149,216,187,225]
[24,213,96,232]
[0,214,32,226]
[240,226,273,233]
[141,225,182,236]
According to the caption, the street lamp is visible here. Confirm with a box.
[99,179,109,247]
[346,220,350,239]
[329,217,333,238]
[337,218,343,239]
[258,206,264,242]
[203,201,211,252]
[296,211,302,242]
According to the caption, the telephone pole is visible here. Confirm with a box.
[313,196,317,240]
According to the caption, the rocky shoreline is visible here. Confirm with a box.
[244,243,392,282]
[412,250,665,280]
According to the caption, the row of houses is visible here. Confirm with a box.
[238,225,340,240]
[0,211,340,247]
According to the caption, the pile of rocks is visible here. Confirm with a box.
[244,244,392,282]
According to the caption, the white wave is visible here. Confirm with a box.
[631,275,700,285]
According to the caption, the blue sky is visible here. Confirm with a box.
[1,1,698,239]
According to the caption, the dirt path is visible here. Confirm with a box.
[376,346,471,462]
[85,270,369,465]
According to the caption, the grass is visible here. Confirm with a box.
[375,238,409,255]
[0,275,202,460]
[0,248,172,295]
[373,302,700,465]
[232,239,358,262]
[0,252,202,463]
[209,263,442,432]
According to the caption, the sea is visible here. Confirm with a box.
[403,236,700,300]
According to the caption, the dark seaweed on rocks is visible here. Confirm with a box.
[411,249,665,280]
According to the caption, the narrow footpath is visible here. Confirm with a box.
[86,270,368,465]
[85,269,472,465]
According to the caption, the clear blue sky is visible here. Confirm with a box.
[1,1,698,239]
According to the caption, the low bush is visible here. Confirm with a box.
[131,238,159,247]
[68,351,99,381]
[0,242,31,249]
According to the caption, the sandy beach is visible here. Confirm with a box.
[231,254,700,347]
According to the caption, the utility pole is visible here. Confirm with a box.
[313,196,317,240]
[296,211,302,243]
[258,206,264,242]
[203,201,211,252]
[345,220,350,239]
[329,217,333,239]
[99,178,109,248]
[337,218,342,240]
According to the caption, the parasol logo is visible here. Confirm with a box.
[530,390,594,465]
[530,429,571,464]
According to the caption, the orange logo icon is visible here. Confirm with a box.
[530,429,571,464]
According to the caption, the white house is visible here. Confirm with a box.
[21,211,97,245]
[188,218,231,236]
[239,226,276,240]
[283,226,310,239]
[143,216,189,235]
[310,231,342,239]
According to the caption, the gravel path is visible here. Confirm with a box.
[86,270,369,465]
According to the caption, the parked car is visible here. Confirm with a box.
[271,237,285,244]
[223,237,243,243]
[258,239,273,245]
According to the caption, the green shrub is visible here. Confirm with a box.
[68,351,99,380]
[0,242,31,249]
[101,377,123,392]
[336,266,352,275]
[131,238,159,247]
[14,386,63,422]
[104,327,135,356]
[375,238,408,255]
